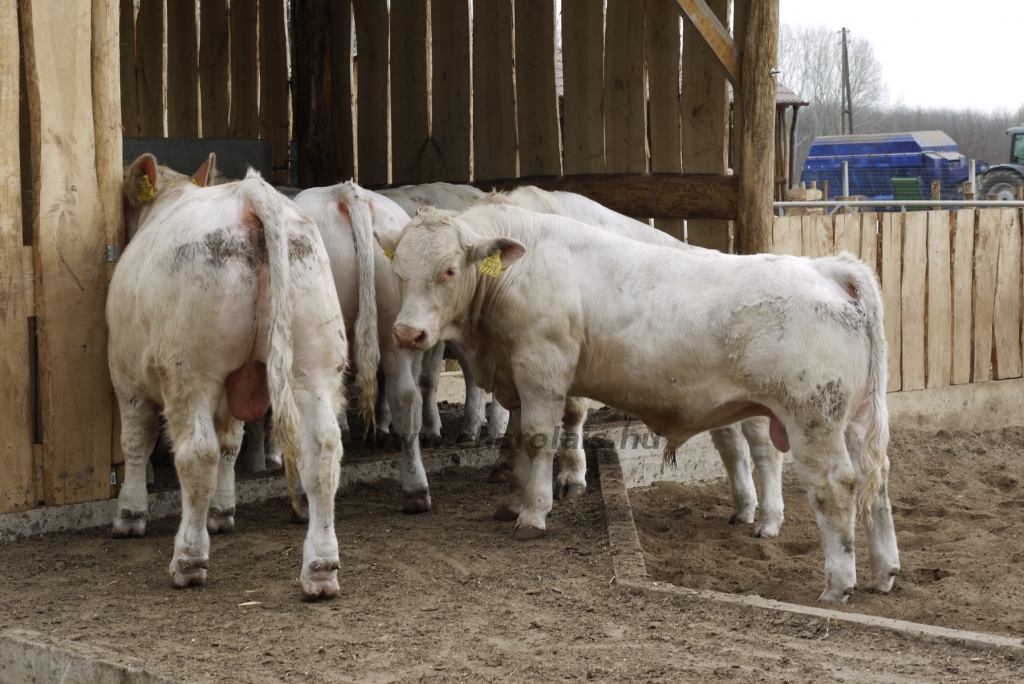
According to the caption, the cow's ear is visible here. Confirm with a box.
[124,153,159,208]
[469,237,526,274]
[192,152,218,187]
[374,226,402,260]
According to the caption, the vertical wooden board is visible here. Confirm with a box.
[390,0,429,184]
[926,211,952,388]
[647,3,682,240]
[353,0,389,185]
[833,213,861,257]
[900,212,927,391]
[166,0,199,137]
[973,209,999,382]
[514,0,561,176]
[0,0,35,514]
[329,0,355,181]
[260,0,291,184]
[118,0,138,136]
[603,0,645,174]
[951,209,975,384]
[94,0,125,254]
[472,0,515,181]
[294,0,340,187]
[229,0,259,138]
[430,0,471,182]
[200,0,230,138]
[801,214,833,259]
[22,0,115,505]
[860,213,879,273]
[770,216,801,256]
[881,213,903,391]
[561,0,604,175]
[135,0,163,137]
[993,208,1022,379]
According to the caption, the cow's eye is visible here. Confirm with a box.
[441,268,457,281]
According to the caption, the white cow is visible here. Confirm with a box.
[109,154,347,600]
[376,204,900,602]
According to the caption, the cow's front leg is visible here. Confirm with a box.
[709,423,758,525]
[743,417,785,538]
[509,394,564,540]
[208,416,244,534]
[112,395,160,538]
[554,397,589,500]
[167,407,220,588]
[419,342,444,448]
[384,349,431,513]
[488,408,521,485]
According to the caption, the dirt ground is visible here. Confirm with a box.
[0,436,1022,682]
[632,427,1024,638]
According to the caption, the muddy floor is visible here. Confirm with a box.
[632,427,1024,638]
[1,441,1022,682]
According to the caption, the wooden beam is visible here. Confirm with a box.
[0,0,35,514]
[562,0,605,174]
[260,0,290,184]
[647,0,683,240]
[604,0,646,174]
[229,0,259,139]
[23,0,114,505]
[329,0,354,181]
[200,0,230,138]
[459,173,738,220]
[472,0,516,181]
[674,0,741,86]
[430,0,471,182]
[735,0,778,254]
[390,0,429,184]
[135,0,163,137]
[118,0,137,137]
[293,0,340,187]
[514,0,561,176]
[353,0,390,185]
[166,0,199,137]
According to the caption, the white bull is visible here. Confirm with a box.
[376,204,900,602]
[109,154,347,600]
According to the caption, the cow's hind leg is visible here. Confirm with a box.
[208,412,244,534]
[846,422,900,593]
[237,417,267,474]
[383,349,431,513]
[112,395,161,538]
[709,424,758,525]
[743,417,785,538]
[419,342,444,447]
[791,430,859,602]
[487,398,510,441]
[166,402,220,588]
[449,343,488,444]
[489,408,521,485]
[554,397,589,500]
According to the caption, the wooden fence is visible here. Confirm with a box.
[772,209,1024,393]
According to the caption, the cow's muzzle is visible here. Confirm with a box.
[394,324,429,350]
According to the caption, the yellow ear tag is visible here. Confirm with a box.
[383,248,395,262]
[190,177,200,186]
[139,174,155,203]
[479,251,503,278]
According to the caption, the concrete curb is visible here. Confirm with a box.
[0,629,175,683]
[1,444,500,543]
[594,443,1024,657]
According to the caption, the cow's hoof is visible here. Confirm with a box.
[487,464,513,484]
[456,432,477,445]
[267,450,283,469]
[111,510,147,538]
[753,520,782,538]
[422,433,443,449]
[301,559,340,602]
[729,511,755,526]
[555,481,586,501]
[511,524,545,541]
[867,565,900,593]
[493,505,521,521]
[169,556,209,588]
[403,490,432,514]
[206,508,236,534]
[372,430,390,448]
[290,508,310,525]
[817,584,855,603]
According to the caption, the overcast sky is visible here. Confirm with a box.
[779,0,1024,113]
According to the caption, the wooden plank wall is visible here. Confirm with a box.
[770,208,1024,394]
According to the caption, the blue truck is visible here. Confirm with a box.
[799,131,976,204]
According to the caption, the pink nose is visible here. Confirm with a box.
[394,325,428,349]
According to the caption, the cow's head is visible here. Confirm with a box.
[375,207,525,350]
[122,153,219,241]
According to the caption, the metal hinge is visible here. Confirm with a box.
[106,245,119,262]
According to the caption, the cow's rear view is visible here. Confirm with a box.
[108,154,347,601]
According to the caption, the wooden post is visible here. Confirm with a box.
[22,0,115,505]
[681,0,730,250]
[260,0,291,184]
[472,0,516,181]
[135,0,163,137]
[647,0,683,240]
[329,0,355,181]
[293,0,340,187]
[118,0,138,137]
[0,0,35,513]
[390,0,429,184]
[166,0,199,138]
[230,0,259,139]
[514,0,561,176]
[562,0,605,175]
[1016,184,1024,201]
[353,0,390,185]
[735,0,779,254]
[604,0,646,175]
[431,0,471,182]
[200,0,230,139]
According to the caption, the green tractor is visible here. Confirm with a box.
[979,125,1024,201]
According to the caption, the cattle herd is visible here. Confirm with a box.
[106,153,901,604]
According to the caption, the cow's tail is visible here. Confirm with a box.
[241,174,304,513]
[829,252,890,526]
[344,185,381,436]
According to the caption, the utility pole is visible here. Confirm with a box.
[840,27,854,135]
